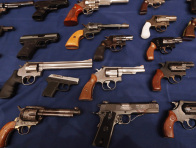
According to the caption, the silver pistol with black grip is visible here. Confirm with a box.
[0,26,14,36]
[0,59,92,99]
[93,101,159,148]
[0,106,81,147]
[42,74,79,97]
[17,33,60,60]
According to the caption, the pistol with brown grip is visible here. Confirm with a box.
[152,61,194,91]
[183,18,196,40]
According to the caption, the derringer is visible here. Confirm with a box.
[64,0,129,26]
[187,0,196,13]
[0,26,14,36]
[93,35,133,61]
[17,33,60,60]
[0,1,34,15]
[140,0,165,15]
[163,100,196,138]
[146,37,182,61]
[0,59,92,99]
[42,74,79,97]
[182,17,196,40]
[152,61,194,91]
[141,15,177,39]
[93,101,159,148]
[79,65,145,101]
[33,0,69,21]
[0,106,80,147]
[65,23,129,49]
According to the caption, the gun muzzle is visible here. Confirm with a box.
[5,1,34,8]
[174,37,183,43]
[185,62,195,68]
[166,16,177,21]
[115,35,133,41]
[98,23,129,28]
[2,26,14,31]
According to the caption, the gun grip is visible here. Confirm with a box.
[42,81,59,97]
[64,4,84,26]
[183,21,196,40]
[17,43,37,60]
[146,42,157,61]
[0,121,16,148]
[79,74,97,101]
[0,70,22,99]
[140,0,149,15]
[141,22,151,39]
[152,69,164,91]
[32,9,48,21]
[93,43,106,61]
[163,110,177,138]
[65,30,84,49]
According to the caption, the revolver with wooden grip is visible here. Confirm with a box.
[146,37,182,61]
[183,17,196,40]
[0,106,80,147]
[163,100,196,138]
[187,0,196,13]
[152,61,194,91]
[79,65,145,101]
[64,0,129,26]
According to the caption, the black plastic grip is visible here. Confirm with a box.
[0,70,22,99]
[93,43,106,61]
[42,81,59,97]
[32,10,48,21]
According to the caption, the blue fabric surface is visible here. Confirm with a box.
[0,0,196,148]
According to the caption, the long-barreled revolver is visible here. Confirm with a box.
[42,74,79,97]
[163,100,196,138]
[141,15,177,39]
[183,17,196,40]
[0,26,14,36]
[187,0,196,13]
[140,0,165,15]
[79,65,145,101]
[64,0,129,26]
[65,23,129,49]
[33,0,69,21]
[0,59,92,99]
[93,35,133,61]
[152,61,194,91]
[93,101,159,148]
[17,33,60,60]
[146,37,183,61]
[0,1,34,15]
[0,106,80,147]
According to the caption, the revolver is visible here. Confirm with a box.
[152,61,194,91]
[0,106,80,147]
[33,0,69,21]
[146,37,183,61]
[43,74,79,97]
[183,17,196,40]
[187,0,196,13]
[140,0,165,15]
[65,23,129,49]
[163,100,196,138]
[93,101,159,148]
[79,65,145,101]
[64,0,129,26]
[17,33,60,60]
[141,15,177,39]
[0,26,14,36]
[93,35,133,61]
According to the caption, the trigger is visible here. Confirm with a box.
[105,81,111,89]
[186,120,193,128]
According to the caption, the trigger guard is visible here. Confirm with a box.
[85,33,94,40]
[22,76,36,85]
[58,84,70,92]
[152,3,161,8]
[110,46,123,52]
[156,26,167,32]
[182,120,196,130]
[168,76,182,84]
[102,81,116,90]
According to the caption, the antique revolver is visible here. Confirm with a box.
[65,23,129,49]
[163,100,196,138]
[140,0,165,15]
[93,35,133,61]
[152,61,194,91]
[183,17,196,40]
[93,101,159,148]
[146,37,182,61]
[64,0,129,26]
[141,15,177,39]
[79,65,145,101]
[0,106,80,147]
[187,0,196,13]
[0,59,92,99]
[0,26,14,36]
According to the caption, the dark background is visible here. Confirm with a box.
[0,0,196,148]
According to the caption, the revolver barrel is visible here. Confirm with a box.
[98,23,129,28]
[156,16,177,22]
[4,1,34,8]
[115,35,133,41]
[110,0,129,3]
[1,26,14,31]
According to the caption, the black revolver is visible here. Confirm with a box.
[17,33,60,60]
[33,0,69,21]
[43,74,79,97]
[93,35,133,61]
[0,26,14,36]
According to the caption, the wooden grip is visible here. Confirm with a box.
[65,30,84,49]
[140,0,149,15]
[64,4,84,26]
[183,20,196,40]
[163,111,177,138]
[146,42,157,61]
[152,69,164,91]
[0,121,16,148]
[79,74,97,101]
